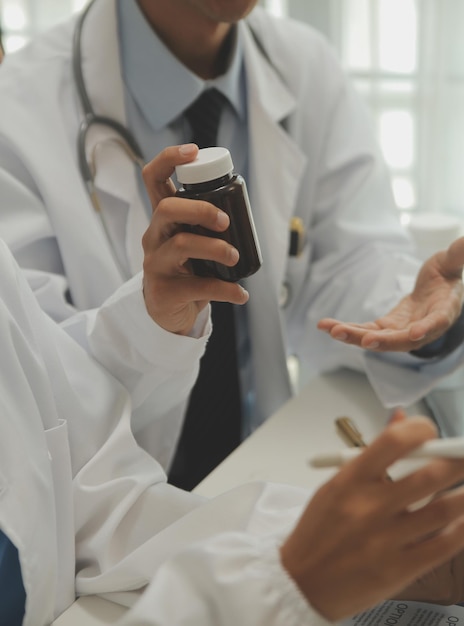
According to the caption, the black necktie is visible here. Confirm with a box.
[184,88,228,149]
[168,89,242,491]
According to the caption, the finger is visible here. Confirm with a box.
[154,274,249,307]
[323,323,443,352]
[399,307,456,345]
[359,319,449,351]
[322,323,400,349]
[342,417,438,482]
[387,408,408,426]
[441,237,464,278]
[185,276,250,306]
[401,515,464,584]
[159,230,240,273]
[142,144,199,209]
[142,196,230,252]
[387,458,464,515]
[397,485,464,544]
[155,197,230,232]
[405,318,441,344]
[360,327,428,351]
[317,318,379,335]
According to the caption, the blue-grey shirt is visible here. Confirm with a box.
[116,0,258,434]
[117,0,247,168]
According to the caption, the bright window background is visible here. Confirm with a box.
[3,0,464,222]
[0,0,86,52]
[339,0,419,213]
[262,0,464,224]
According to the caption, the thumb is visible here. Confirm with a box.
[441,236,464,278]
[387,407,408,427]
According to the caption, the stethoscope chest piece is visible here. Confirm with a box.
[279,281,291,308]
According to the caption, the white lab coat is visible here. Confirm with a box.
[0,239,327,626]
[0,0,462,466]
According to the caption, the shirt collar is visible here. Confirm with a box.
[117,0,245,132]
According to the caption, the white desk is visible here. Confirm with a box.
[195,368,428,496]
[52,368,428,624]
[197,368,395,496]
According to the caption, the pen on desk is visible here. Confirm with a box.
[335,416,394,481]
[308,437,464,468]
[335,416,368,448]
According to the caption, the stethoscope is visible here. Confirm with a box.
[73,0,145,277]
[73,0,302,301]
[73,0,278,213]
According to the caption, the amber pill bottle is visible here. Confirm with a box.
[175,147,262,282]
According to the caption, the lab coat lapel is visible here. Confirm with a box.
[80,0,124,121]
[240,22,307,417]
[241,19,307,294]
[81,0,149,276]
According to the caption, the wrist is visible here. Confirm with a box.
[279,541,336,621]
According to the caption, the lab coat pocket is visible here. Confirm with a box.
[44,419,75,616]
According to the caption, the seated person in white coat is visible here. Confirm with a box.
[1,0,464,491]
[2,237,464,626]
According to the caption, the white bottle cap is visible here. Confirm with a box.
[176,147,234,185]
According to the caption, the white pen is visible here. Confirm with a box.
[308,437,464,468]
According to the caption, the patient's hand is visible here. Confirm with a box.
[318,237,464,353]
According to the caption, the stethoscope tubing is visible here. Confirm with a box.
[72,0,146,279]
[73,0,144,188]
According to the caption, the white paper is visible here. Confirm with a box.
[341,600,464,626]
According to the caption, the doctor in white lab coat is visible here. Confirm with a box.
[3,236,464,625]
[0,0,463,472]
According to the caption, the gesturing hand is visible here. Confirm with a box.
[318,237,464,352]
